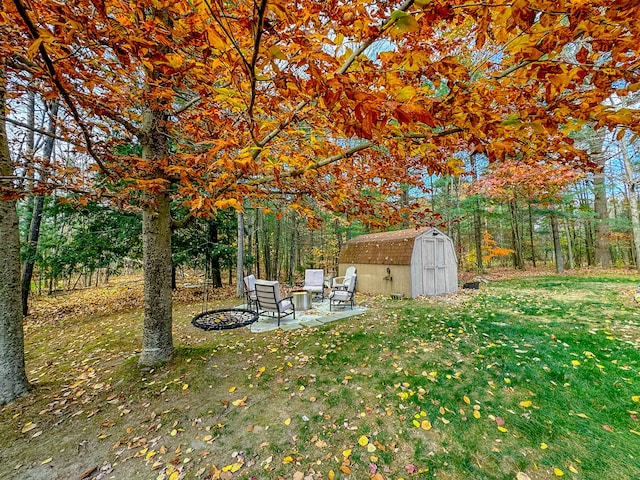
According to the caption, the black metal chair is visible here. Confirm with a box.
[255,279,295,326]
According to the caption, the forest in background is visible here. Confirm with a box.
[13,106,640,301]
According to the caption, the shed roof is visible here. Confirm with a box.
[338,227,431,265]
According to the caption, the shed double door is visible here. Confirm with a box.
[421,236,447,295]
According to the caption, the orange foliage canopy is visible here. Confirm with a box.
[2,0,639,223]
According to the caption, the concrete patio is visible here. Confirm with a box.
[242,300,367,333]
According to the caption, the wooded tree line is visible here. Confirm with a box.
[2,0,639,404]
[15,122,640,307]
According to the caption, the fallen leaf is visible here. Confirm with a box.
[554,467,564,476]
[358,435,369,446]
[421,420,432,430]
[293,471,304,480]
[516,473,532,480]
[41,458,53,465]
[519,400,532,408]
[21,422,37,434]
[463,395,470,404]
[540,442,548,449]
[601,424,614,432]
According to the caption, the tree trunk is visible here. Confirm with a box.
[236,211,245,297]
[470,155,484,273]
[21,101,58,316]
[273,214,281,280]
[209,220,222,288]
[139,92,173,367]
[140,191,173,367]
[562,212,575,270]
[550,208,564,273]
[620,135,640,271]
[0,66,30,404]
[527,202,537,268]
[509,200,525,269]
[590,128,612,268]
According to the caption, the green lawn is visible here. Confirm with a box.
[1,273,639,479]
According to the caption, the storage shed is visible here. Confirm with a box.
[337,227,458,298]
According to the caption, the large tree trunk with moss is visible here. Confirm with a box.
[140,191,174,366]
[0,67,30,404]
[139,101,173,367]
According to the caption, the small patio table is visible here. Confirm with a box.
[291,290,312,311]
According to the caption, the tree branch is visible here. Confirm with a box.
[1,115,85,149]
[10,0,111,176]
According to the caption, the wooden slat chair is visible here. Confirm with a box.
[303,269,325,301]
[243,274,258,311]
[329,274,357,311]
[255,279,295,326]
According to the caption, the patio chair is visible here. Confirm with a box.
[331,265,356,290]
[255,279,295,326]
[303,269,325,301]
[329,274,357,311]
[243,274,258,311]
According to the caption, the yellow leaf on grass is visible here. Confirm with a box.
[358,435,369,446]
[229,386,236,393]
[367,443,376,453]
[21,422,37,433]
[473,410,481,419]
[421,420,432,430]
[282,456,293,464]
[340,465,352,474]
[541,442,548,449]
[497,426,508,433]
[576,413,589,419]
[343,449,351,458]
[284,418,291,425]
[632,395,640,402]
[463,396,470,404]
[554,468,564,476]
[169,472,179,480]
[412,419,420,428]
[569,465,579,473]
[170,429,177,436]
[519,400,532,408]
[182,384,188,390]
[571,360,581,366]
[41,458,52,465]
[328,470,335,480]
